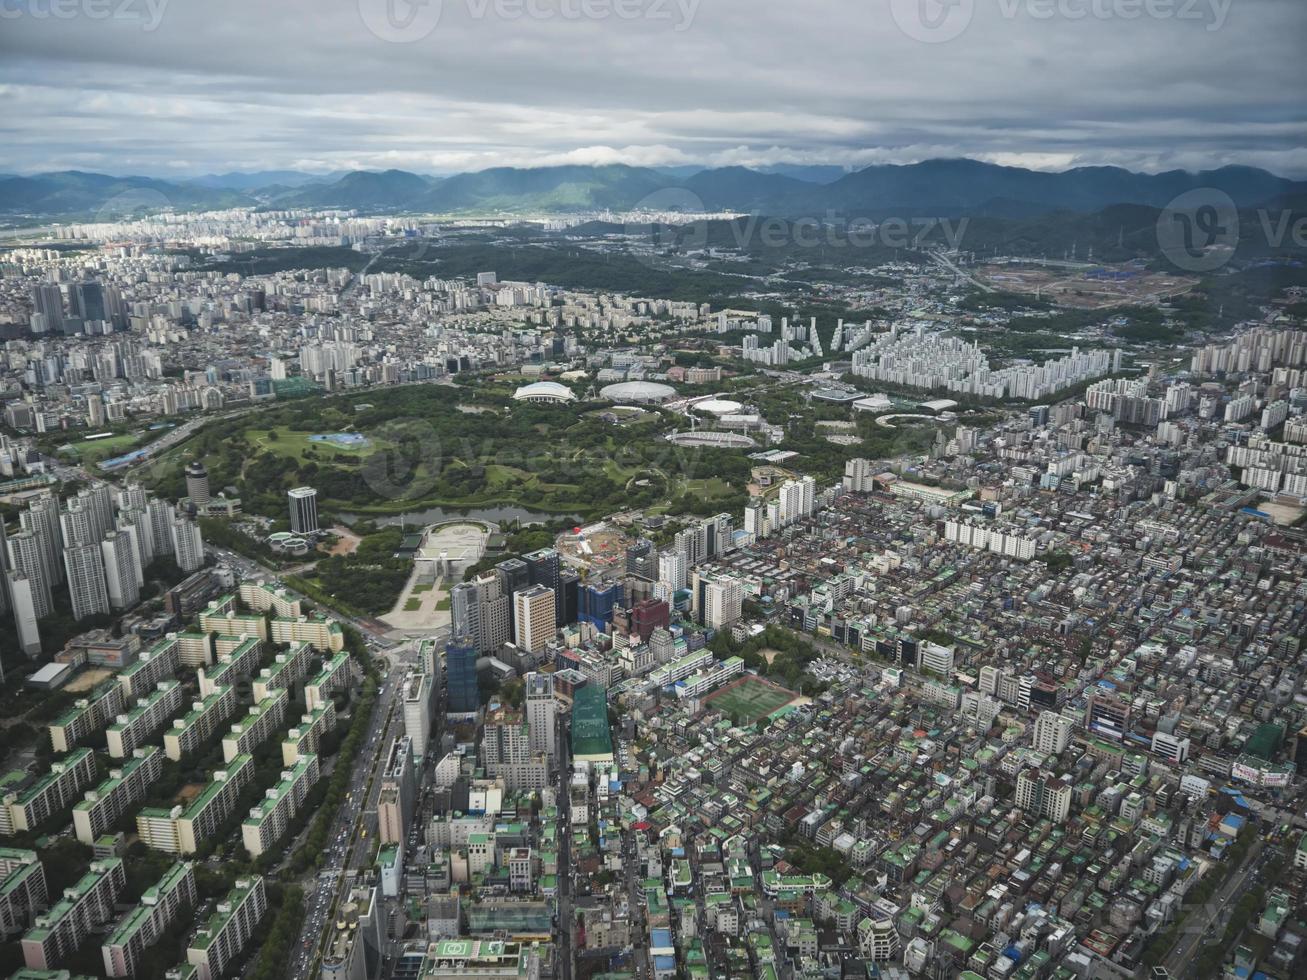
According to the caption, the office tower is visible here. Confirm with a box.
[625,538,656,580]
[703,514,733,560]
[558,568,578,626]
[8,529,53,618]
[579,581,623,631]
[86,395,105,428]
[450,582,482,651]
[64,543,110,620]
[523,548,562,624]
[30,283,64,332]
[445,636,480,714]
[674,526,704,567]
[402,673,433,760]
[8,572,42,656]
[1033,710,1076,756]
[495,557,530,637]
[71,282,107,325]
[514,585,556,654]
[524,672,556,757]
[171,517,205,573]
[842,458,876,494]
[100,531,140,611]
[474,574,509,654]
[185,462,210,509]
[287,487,319,535]
[657,550,687,592]
[630,598,670,641]
[1084,692,1131,741]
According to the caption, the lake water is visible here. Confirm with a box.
[339,503,579,529]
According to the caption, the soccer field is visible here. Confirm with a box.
[703,675,797,723]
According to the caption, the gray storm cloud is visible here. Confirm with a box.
[0,0,1302,176]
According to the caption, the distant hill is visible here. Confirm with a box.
[185,170,338,191]
[416,164,670,213]
[0,171,246,215]
[278,169,435,209]
[796,159,1304,215]
[683,167,810,210]
[1,159,1303,220]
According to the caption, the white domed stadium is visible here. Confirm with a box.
[513,381,576,404]
[693,397,743,417]
[601,381,678,405]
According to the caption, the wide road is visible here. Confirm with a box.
[292,656,408,978]
[1165,838,1266,977]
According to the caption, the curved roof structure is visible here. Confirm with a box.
[693,398,743,416]
[601,381,678,404]
[513,381,576,403]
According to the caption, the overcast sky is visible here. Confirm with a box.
[1,0,1303,178]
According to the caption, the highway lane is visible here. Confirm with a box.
[291,658,407,978]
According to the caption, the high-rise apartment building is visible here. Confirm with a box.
[63,542,109,620]
[1033,710,1076,756]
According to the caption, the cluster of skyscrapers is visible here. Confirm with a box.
[1,481,205,655]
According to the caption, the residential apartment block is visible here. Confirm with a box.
[136,754,254,855]
[21,858,124,970]
[221,691,289,764]
[185,876,266,980]
[101,861,197,977]
[72,747,163,845]
[105,680,184,758]
[240,755,319,859]
[163,686,238,761]
[1,749,97,835]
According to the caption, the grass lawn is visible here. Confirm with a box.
[435,595,451,611]
[403,597,422,612]
[243,426,383,462]
[702,675,797,723]
[411,583,434,594]
[59,432,142,463]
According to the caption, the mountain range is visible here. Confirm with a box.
[1,159,1303,220]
